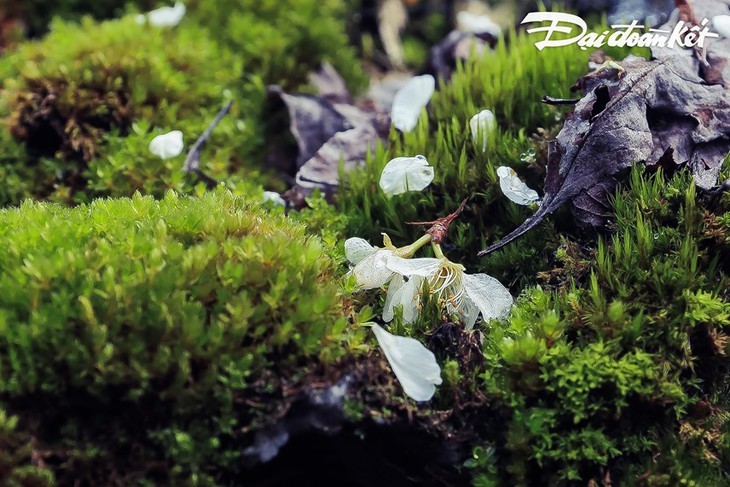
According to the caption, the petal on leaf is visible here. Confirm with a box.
[379,155,435,196]
[463,273,513,322]
[391,75,435,132]
[372,324,442,402]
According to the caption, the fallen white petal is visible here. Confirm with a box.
[456,11,502,37]
[344,237,376,265]
[391,75,435,132]
[149,130,184,159]
[386,255,441,277]
[713,15,730,38]
[372,324,442,401]
[470,109,497,153]
[462,273,513,324]
[496,166,540,205]
[379,155,434,196]
[383,275,423,323]
[351,250,394,290]
[262,191,286,207]
[139,2,187,27]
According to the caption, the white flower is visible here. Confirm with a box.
[496,166,539,205]
[391,75,435,132]
[344,237,397,290]
[382,256,441,323]
[263,191,286,207]
[713,15,730,38]
[456,11,502,37]
[371,324,442,402]
[136,2,186,27]
[149,130,184,159]
[386,256,513,329]
[469,109,496,153]
[379,155,434,196]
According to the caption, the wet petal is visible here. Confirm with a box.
[496,166,540,205]
[379,155,435,196]
[372,324,442,401]
[149,130,184,159]
[386,255,441,277]
[344,237,376,265]
[462,273,513,322]
[352,250,394,289]
[391,75,435,132]
[469,109,496,153]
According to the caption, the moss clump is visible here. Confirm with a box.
[0,190,354,484]
[0,17,239,161]
[186,0,366,92]
[0,408,54,486]
[468,168,730,485]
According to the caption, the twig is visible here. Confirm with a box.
[406,198,468,244]
[183,100,234,188]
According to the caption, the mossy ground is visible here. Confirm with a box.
[0,2,728,486]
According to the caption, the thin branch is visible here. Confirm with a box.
[183,100,234,188]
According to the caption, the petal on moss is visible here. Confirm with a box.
[138,2,187,27]
[469,109,496,153]
[496,166,540,205]
[149,130,184,159]
[391,75,435,132]
[372,324,442,402]
[379,155,434,196]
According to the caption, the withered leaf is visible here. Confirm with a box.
[480,0,730,256]
[267,64,390,204]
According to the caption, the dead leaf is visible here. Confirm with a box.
[479,0,730,256]
[268,64,390,205]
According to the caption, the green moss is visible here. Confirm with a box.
[0,190,356,484]
[469,168,730,485]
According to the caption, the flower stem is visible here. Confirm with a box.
[432,242,446,259]
[394,233,432,258]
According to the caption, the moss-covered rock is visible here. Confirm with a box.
[0,190,359,484]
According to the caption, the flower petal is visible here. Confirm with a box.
[469,109,496,153]
[141,2,187,27]
[352,250,394,289]
[149,130,184,159]
[448,294,479,330]
[383,275,423,323]
[386,255,441,277]
[379,155,435,196]
[456,11,502,37]
[344,237,375,265]
[713,15,730,38]
[262,191,286,207]
[462,273,513,322]
[391,75,435,132]
[372,324,442,402]
[496,166,540,205]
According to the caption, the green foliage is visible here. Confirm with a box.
[0,408,54,486]
[0,190,354,483]
[186,0,366,92]
[471,168,730,485]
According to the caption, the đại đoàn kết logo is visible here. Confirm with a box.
[520,12,719,51]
